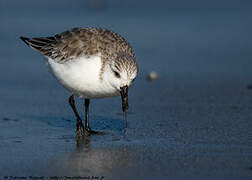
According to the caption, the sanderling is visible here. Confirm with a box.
[20,27,138,136]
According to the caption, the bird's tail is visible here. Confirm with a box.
[20,36,55,51]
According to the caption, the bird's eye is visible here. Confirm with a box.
[132,78,136,82]
[113,71,120,78]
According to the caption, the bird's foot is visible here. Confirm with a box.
[76,122,85,138]
[85,127,105,135]
[76,123,104,138]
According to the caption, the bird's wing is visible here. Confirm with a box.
[20,28,98,63]
[20,27,135,64]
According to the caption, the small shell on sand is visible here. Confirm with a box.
[147,71,159,81]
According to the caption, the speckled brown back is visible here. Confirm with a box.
[21,27,135,63]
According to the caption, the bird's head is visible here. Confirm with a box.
[103,53,138,111]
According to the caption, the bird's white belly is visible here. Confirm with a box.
[46,55,119,98]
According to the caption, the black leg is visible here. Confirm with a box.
[84,98,104,135]
[85,99,90,129]
[69,95,84,136]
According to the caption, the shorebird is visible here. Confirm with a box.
[20,27,138,136]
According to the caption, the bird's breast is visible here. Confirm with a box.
[46,55,119,98]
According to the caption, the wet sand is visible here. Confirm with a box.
[1,0,252,179]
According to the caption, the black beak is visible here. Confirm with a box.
[120,85,129,112]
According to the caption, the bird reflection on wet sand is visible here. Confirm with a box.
[50,136,135,179]
[76,135,91,149]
